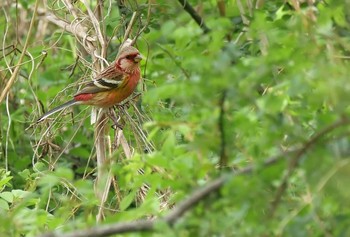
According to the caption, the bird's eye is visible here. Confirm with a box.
[125,55,134,60]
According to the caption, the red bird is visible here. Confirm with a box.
[37,46,142,123]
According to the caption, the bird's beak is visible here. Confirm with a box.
[134,54,143,63]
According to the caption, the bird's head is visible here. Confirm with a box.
[116,46,142,74]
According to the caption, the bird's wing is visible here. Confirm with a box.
[75,63,125,95]
[95,62,123,80]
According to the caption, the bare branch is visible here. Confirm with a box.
[177,0,210,34]
[37,9,96,42]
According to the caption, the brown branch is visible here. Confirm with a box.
[177,0,210,34]
[39,150,293,237]
[268,116,350,217]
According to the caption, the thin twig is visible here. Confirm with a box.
[5,94,11,171]
[157,43,190,79]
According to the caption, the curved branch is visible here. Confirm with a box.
[268,116,350,217]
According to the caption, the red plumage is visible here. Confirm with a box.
[74,93,95,102]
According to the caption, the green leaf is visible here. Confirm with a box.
[0,177,12,190]
[0,199,9,211]
[55,167,74,180]
[0,192,13,203]
[119,191,136,211]
[12,190,31,199]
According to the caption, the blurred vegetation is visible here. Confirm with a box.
[1,0,350,236]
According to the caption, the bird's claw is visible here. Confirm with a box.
[111,123,123,130]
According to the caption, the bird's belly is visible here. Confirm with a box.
[104,87,135,107]
[87,84,137,108]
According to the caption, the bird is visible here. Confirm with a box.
[36,45,142,123]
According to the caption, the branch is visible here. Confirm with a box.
[268,116,350,217]
[39,150,292,237]
[157,43,190,79]
[81,0,105,49]
[37,9,96,42]
[177,0,210,34]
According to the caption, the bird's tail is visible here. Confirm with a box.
[37,100,79,123]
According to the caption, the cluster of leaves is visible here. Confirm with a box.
[1,0,350,236]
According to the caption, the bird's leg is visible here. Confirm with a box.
[107,108,123,130]
[130,92,142,101]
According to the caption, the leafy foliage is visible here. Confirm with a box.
[1,0,350,236]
